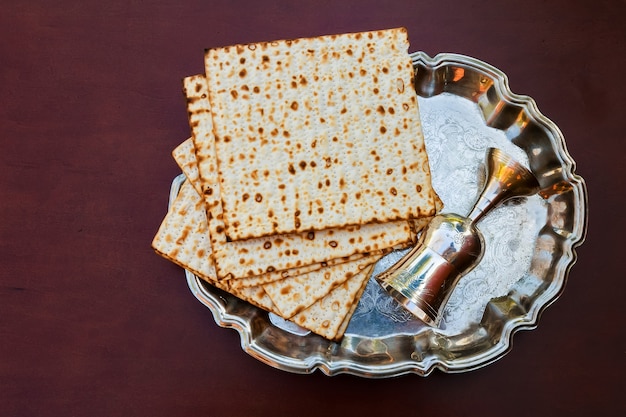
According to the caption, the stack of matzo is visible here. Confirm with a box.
[152,27,440,341]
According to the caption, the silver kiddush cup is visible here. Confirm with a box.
[376,147,541,327]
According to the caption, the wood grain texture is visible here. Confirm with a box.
[1,1,624,416]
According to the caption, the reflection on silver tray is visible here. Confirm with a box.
[179,52,588,377]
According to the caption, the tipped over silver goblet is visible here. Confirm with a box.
[376,147,541,327]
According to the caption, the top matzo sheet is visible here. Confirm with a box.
[203,27,438,240]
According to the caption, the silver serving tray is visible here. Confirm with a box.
[176,52,587,377]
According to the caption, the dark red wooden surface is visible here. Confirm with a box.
[1,1,624,416]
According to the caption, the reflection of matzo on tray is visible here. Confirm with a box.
[179,51,587,377]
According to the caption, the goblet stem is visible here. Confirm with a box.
[467,148,540,223]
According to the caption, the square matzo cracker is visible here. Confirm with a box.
[203,27,438,240]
